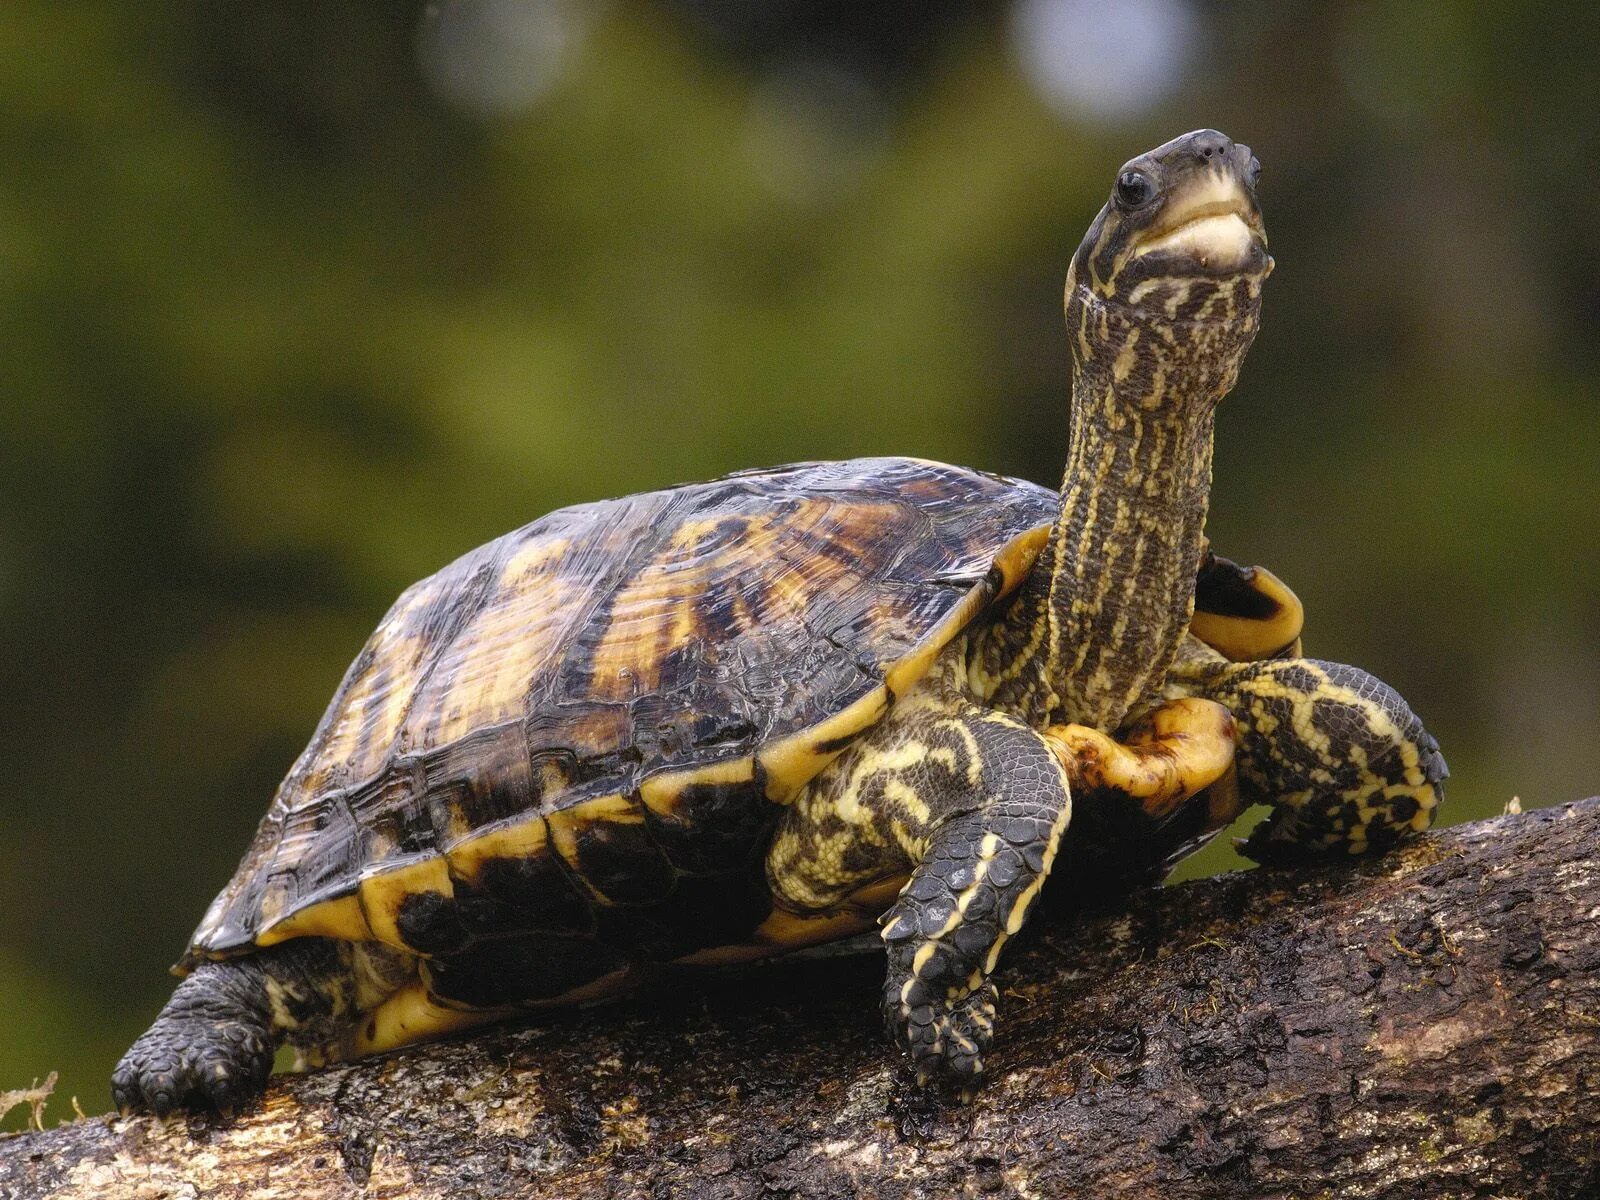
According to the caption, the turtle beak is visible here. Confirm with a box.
[1130,130,1268,271]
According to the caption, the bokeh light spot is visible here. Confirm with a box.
[417,0,596,117]
[1010,0,1199,124]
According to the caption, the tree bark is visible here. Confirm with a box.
[5,799,1599,1200]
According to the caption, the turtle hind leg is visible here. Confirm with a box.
[113,938,357,1116]
[113,960,278,1116]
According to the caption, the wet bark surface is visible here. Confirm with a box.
[5,800,1599,1200]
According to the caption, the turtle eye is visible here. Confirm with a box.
[1115,169,1154,209]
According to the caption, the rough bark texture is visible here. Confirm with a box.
[5,800,1599,1200]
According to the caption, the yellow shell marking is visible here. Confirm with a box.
[341,982,508,1058]
[358,855,454,951]
[407,538,581,748]
[546,793,645,902]
[442,814,550,880]
[671,873,909,965]
[584,500,868,706]
[302,583,438,791]
[638,757,757,820]
[758,685,890,803]
[1190,564,1305,662]
[255,892,372,948]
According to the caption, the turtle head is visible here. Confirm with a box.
[999,131,1274,731]
[1066,129,1271,399]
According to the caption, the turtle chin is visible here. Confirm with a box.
[1109,235,1270,328]
[1123,204,1271,295]
[1134,216,1270,280]
[1126,159,1269,278]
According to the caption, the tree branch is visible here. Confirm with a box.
[6,800,1600,1199]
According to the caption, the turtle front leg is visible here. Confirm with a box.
[877,769,1069,1089]
[1173,650,1448,863]
[113,939,357,1115]
[771,693,1073,1090]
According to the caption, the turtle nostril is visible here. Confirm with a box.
[1189,130,1233,162]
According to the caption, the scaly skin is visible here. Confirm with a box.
[1164,637,1447,864]
[973,132,1267,734]
[767,656,1073,1087]
[113,941,351,1115]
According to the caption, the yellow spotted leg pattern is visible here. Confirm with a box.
[1166,639,1447,863]
[765,663,1239,1089]
[870,712,1071,1089]
[765,662,1072,1089]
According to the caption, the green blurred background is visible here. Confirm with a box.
[4,0,1598,1123]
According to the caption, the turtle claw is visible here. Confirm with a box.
[111,1038,183,1117]
[887,979,999,1094]
[200,1060,252,1120]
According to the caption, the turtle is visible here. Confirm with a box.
[113,130,1446,1116]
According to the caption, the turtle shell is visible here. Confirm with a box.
[185,458,1056,969]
